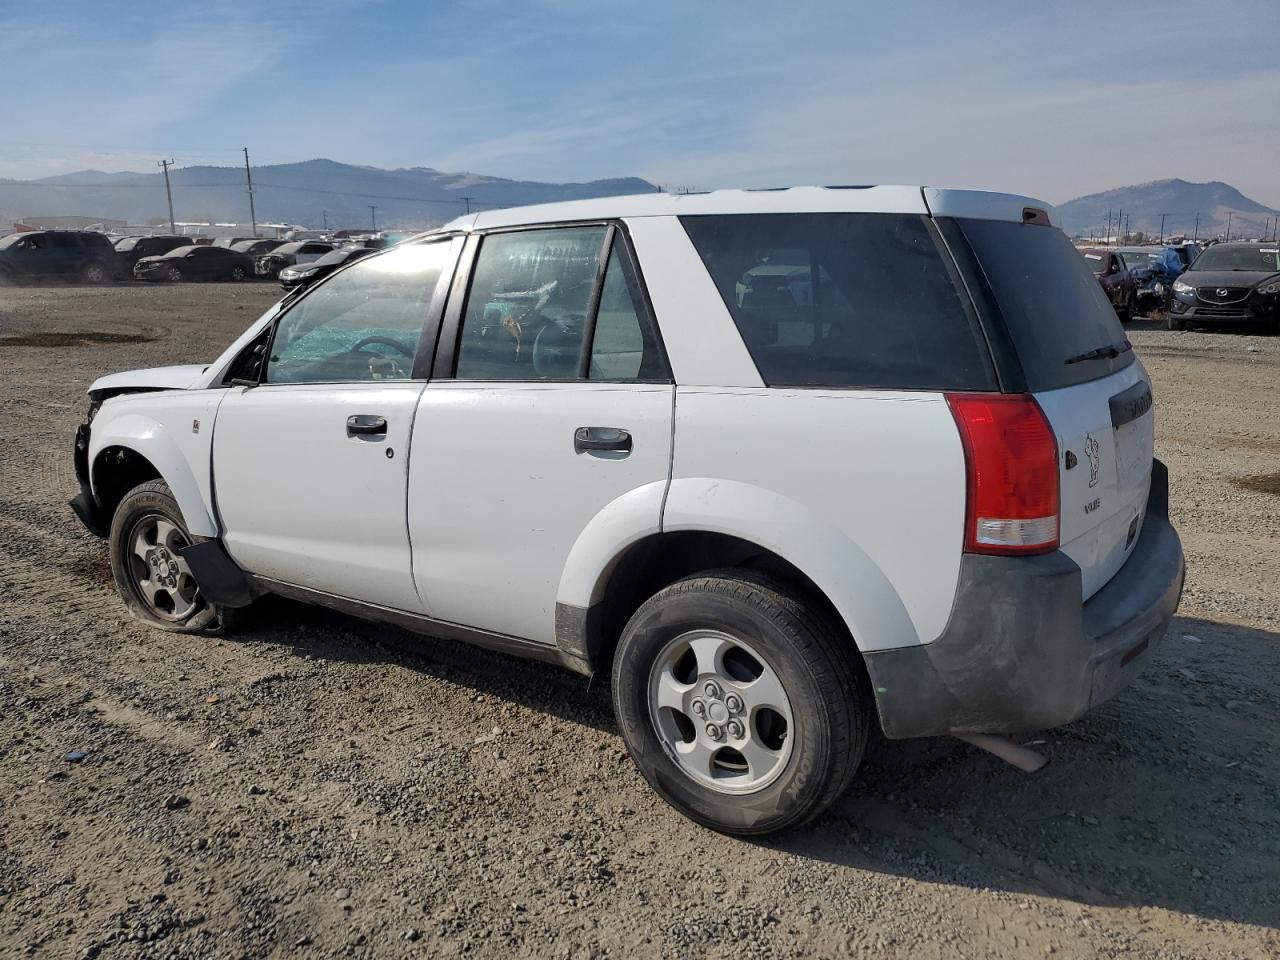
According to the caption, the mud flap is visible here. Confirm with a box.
[179,541,258,608]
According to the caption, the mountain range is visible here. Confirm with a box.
[0,159,658,231]
[2,162,1276,241]
[1054,179,1278,242]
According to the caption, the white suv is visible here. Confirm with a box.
[69,187,1185,835]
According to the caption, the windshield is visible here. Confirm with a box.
[314,249,358,267]
[1190,244,1280,272]
[1080,250,1108,274]
[0,233,30,249]
[164,245,198,258]
[274,242,305,255]
[960,219,1134,391]
[114,237,139,251]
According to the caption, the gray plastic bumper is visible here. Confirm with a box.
[865,459,1184,739]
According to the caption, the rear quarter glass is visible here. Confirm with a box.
[679,213,997,391]
[953,218,1135,392]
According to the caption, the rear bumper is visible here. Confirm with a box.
[865,459,1184,738]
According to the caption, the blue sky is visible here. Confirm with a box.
[1,0,1278,205]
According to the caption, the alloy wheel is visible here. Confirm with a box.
[125,514,200,621]
[648,629,794,795]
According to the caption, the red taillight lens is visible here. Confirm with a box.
[945,393,1060,555]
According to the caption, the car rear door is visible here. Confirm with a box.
[212,238,461,610]
[953,217,1154,599]
[407,225,674,645]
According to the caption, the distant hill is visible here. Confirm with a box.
[1057,179,1278,242]
[0,158,659,231]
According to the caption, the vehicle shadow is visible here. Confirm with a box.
[231,602,1280,930]
[767,614,1280,932]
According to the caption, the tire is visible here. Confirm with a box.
[612,570,872,836]
[108,479,237,633]
[1119,292,1135,323]
[230,265,246,281]
[165,265,183,283]
[1167,313,1186,331]
[81,261,109,284]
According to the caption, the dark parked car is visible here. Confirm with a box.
[230,238,288,257]
[1168,242,1280,331]
[0,230,117,283]
[1117,246,1185,312]
[254,241,335,279]
[113,235,191,275]
[1079,247,1138,320]
[211,237,256,249]
[278,245,375,291]
[133,245,254,282]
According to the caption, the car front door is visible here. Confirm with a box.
[407,225,674,645]
[212,238,461,610]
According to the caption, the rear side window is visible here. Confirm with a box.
[680,214,995,390]
[956,219,1134,391]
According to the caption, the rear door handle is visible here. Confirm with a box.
[347,414,387,438]
[574,426,631,454]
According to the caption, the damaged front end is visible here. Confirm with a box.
[70,395,109,537]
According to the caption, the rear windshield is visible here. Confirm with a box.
[957,219,1134,391]
[680,213,995,390]
[114,237,139,251]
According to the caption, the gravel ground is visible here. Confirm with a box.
[1,283,1277,959]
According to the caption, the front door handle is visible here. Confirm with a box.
[347,414,387,438]
[574,426,631,454]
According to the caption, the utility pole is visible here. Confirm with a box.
[460,196,474,214]
[1106,209,1113,244]
[243,147,258,237]
[158,159,176,234]
[1158,213,1167,244]
[321,209,328,231]
[1116,208,1123,244]
[1226,211,1232,241]
[1193,212,1200,241]
[369,205,378,232]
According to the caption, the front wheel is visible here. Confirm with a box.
[81,261,109,284]
[230,265,246,281]
[108,480,234,633]
[612,571,871,835]
[165,265,183,283]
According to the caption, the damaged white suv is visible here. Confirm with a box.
[71,187,1184,834]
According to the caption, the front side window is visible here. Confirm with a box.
[266,242,451,384]
[455,226,607,380]
[681,213,994,390]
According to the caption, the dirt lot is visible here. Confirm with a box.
[1,282,1277,959]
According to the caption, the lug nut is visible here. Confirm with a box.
[706,724,724,741]
[704,681,721,700]
[691,699,706,718]
[727,720,744,739]
[725,694,743,714]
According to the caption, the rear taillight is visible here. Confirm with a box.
[945,393,1059,555]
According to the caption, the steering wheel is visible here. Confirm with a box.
[349,335,413,356]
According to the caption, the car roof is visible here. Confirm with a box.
[434,186,1056,234]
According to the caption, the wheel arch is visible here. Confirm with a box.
[555,478,920,674]
[89,413,216,536]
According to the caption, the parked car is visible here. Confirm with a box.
[1169,242,1204,270]
[211,237,256,249]
[133,245,254,282]
[1168,241,1280,331]
[70,187,1183,835]
[278,245,375,292]
[1079,247,1138,320]
[230,239,288,258]
[0,230,117,283]
[113,235,191,275]
[255,241,335,279]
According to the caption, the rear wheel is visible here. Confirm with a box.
[108,480,235,633]
[612,571,871,835]
[81,261,109,284]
